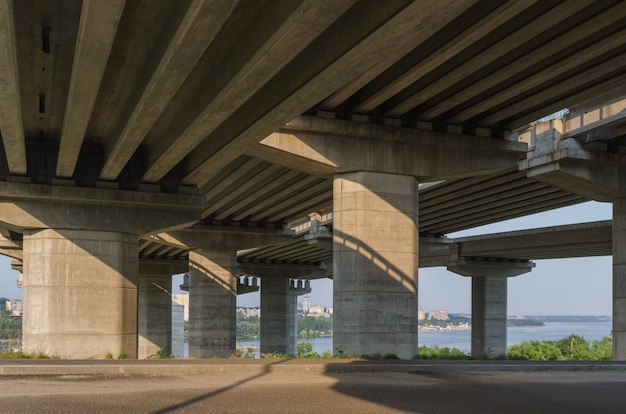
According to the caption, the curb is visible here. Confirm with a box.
[2,361,626,376]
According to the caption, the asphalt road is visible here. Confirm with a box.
[1,370,626,413]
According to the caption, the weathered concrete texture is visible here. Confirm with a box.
[333,171,418,359]
[188,248,237,358]
[614,198,626,360]
[472,277,507,358]
[260,278,297,355]
[137,272,172,359]
[22,229,138,359]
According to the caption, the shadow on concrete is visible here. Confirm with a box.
[149,359,290,414]
[322,361,626,413]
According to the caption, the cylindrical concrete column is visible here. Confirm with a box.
[614,198,626,360]
[22,228,138,359]
[137,272,172,358]
[472,276,507,358]
[188,248,236,358]
[260,278,296,355]
[333,171,418,359]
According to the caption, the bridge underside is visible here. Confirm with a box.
[0,1,625,359]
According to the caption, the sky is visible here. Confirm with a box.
[0,201,614,316]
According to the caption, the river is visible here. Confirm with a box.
[183,321,613,358]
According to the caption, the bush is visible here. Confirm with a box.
[507,335,613,361]
[507,340,563,361]
[415,345,471,360]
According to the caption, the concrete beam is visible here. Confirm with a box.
[389,0,591,119]
[522,137,626,202]
[0,0,26,175]
[448,258,535,278]
[420,1,626,121]
[56,0,125,178]
[0,181,204,234]
[564,93,626,141]
[142,0,357,183]
[181,1,477,187]
[237,263,328,280]
[251,118,526,181]
[99,0,237,181]
[347,0,533,115]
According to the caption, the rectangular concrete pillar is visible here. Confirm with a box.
[614,198,626,360]
[137,272,172,358]
[333,171,418,359]
[472,276,507,358]
[171,302,185,358]
[188,248,236,358]
[260,278,297,355]
[22,229,138,359]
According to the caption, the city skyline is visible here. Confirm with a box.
[0,201,613,315]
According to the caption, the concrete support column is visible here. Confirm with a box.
[614,198,626,360]
[260,278,297,355]
[137,271,172,359]
[448,258,534,358]
[333,171,418,359]
[472,277,507,358]
[188,247,237,358]
[22,229,138,359]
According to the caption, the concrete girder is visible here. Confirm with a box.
[254,121,526,182]
[523,138,626,202]
[451,8,625,124]
[0,0,26,175]
[0,181,204,234]
[248,180,331,223]
[208,164,286,220]
[99,0,237,181]
[56,0,125,178]
[564,93,626,142]
[447,258,535,278]
[345,0,535,115]
[213,170,304,221]
[477,48,626,127]
[420,1,626,121]
[504,72,626,131]
[142,0,358,184]
[386,0,592,119]
[237,263,327,280]
[181,0,477,187]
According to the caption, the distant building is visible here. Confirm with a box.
[301,296,312,313]
[5,299,22,317]
[418,309,425,320]
[237,307,260,318]
[427,309,449,320]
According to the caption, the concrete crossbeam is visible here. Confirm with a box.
[254,117,526,181]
